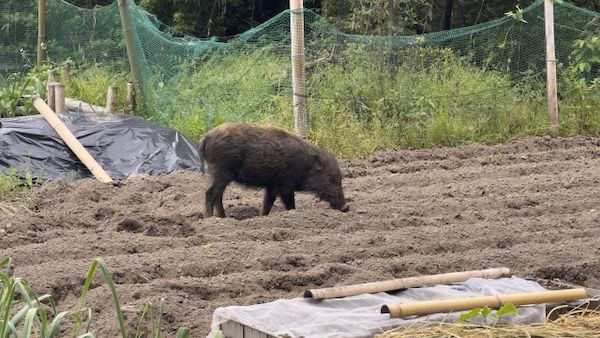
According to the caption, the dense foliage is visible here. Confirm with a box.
[60,0,600,38]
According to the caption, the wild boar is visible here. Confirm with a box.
[198,122,349,217]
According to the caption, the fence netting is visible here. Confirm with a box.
[1,0,599,125]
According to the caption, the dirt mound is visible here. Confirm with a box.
[1,136,600,336]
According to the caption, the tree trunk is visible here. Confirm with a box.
[441,0,454,30]
[388,0,398,84]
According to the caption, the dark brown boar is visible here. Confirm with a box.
[198,122,349,217]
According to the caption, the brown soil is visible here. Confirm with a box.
[1,136,600,337]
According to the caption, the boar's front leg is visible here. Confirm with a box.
[262,185,296,216]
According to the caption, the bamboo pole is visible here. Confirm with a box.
[304,268,511,299]
[382,288,588,318]
[290,0,308,138]
[117,0,146,108]
[545,0,559,132]
[37,0,47,70]
[46,69,55,100]
[33,98,113,183]
[106,86,117,113]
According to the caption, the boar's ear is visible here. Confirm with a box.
[312,154,324,171]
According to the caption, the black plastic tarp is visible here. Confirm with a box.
[0,113,202,181]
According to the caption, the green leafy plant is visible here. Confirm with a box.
[0,166,42,218]
[0,166,43,198]
[0,257,76,338]
[504,5,527,24]
[458,302,519,326]
[570,27,600,74]
[0,257,191,338]
[0,73,45,118]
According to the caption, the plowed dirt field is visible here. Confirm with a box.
[1,136,599,336]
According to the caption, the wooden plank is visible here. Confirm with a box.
[220,320,276,338]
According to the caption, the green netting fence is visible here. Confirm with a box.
[1,0,600,128]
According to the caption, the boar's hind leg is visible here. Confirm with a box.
[205,178,230,218]
[215,194,225,218]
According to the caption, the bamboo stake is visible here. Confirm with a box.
[54,83,66,113]
[46,69,55,100]
[106,86,117,113]
[304,268,511,299]
[127,81,136,113]
[33,98,113,183]
[382,288,588,318]
[37,0,47,70]
[47,82,57,112]
[117,0,146,110]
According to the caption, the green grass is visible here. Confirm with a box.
[126,45,600,158]
[0,168,40,218]
[62,64,131,114]
[6,45,600,160]
[0,257,190,338]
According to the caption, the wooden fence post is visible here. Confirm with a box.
[37,0,47,70]
[545,0,559,133]
[290,0,308,138]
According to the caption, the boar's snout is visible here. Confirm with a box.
[328,199,349,212]
[327,193,349,212]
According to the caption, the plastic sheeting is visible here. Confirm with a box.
[209,277,550,338]
[0,113,202,181]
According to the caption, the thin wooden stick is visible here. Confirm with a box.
[304,268,511,299]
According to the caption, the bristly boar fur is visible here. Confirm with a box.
[198,123,349,217]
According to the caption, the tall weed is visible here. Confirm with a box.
[64,65,130,113]
[54,45,600,158]
[0,257,190,338]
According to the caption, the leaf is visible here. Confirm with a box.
[497,302,519,317]
[578,62,589,73]
[481,305,492,318]
[589,56,600,63]
[176,327,192,338]
[458,307,481,322]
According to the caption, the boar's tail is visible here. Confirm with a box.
[198,136,208,174]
